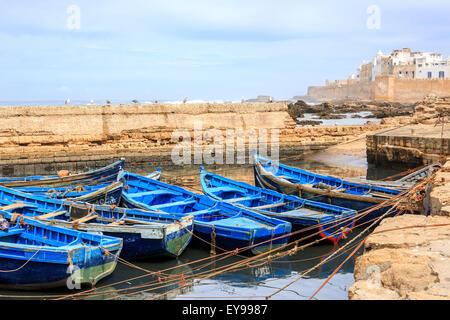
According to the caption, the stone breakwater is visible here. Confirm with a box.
[366,95,450,168]
[0,103,387,176]
[349,161,450,300]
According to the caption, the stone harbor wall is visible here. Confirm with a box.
[307,76,450,103]
[349,160,450,300]
[0,103,385,176]
[366,95,450,168]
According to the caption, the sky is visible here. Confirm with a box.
[0,0,449,102]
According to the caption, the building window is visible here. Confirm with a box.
[439,71,445,79]
[428,72,432,79]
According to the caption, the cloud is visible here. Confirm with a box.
[0,0,449,101]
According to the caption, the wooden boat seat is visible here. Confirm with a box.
[369,192,392,199]
[122,218,160,225]
[227,195,261,203]
[149,199,197,210]
[281,207,334,219]
[207,186,245,194]
[253,202,286,210]
[0,202,38,211]
[277,175,294,180]
[0,228,24,238]
[190,208,220,216]
[127,189,181,198]
[71,214,98,224]
[36,211,67,220]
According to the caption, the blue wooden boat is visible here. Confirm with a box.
[146,168,162,181]
[0,210,122,290]
[253,153,402,226]
[14,181,123,206]
[118,171,292,255]
[343,162,441,191]
[0,186,194,261]
[0,158,125,188]
[199,168,357,244]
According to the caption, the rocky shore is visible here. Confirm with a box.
[349,160,450,300]
[287,100,414,124]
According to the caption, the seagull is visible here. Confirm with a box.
[154,99,159,104]
[132,99,139,104]
[106,100,111,105]
[65,99,70,105]
[89,99,94,105]
[183,97,187,104]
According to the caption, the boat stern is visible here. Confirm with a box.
[163,215,194,257]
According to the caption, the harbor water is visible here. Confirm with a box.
[0,151,400,300]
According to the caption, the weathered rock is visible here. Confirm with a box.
[296,120,323,126]
[349,193,450,300]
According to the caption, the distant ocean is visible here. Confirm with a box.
[0,99,261,107]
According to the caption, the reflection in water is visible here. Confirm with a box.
[76,226,365,300]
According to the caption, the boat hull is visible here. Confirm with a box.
[253,160,400,227]
[17,182,123,206]
[191,223,290,255]
[96,224,193,260]
[0,252,119,290]
[119,171,292,255]
[0,211,122,290]
[200,167,357,244]
[0,159,125,188]
[0,185,194,261]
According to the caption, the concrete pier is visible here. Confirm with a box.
[366,124,450,167]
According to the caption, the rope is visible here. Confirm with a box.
[0,248,42,273]
[308,222,450,300]
[53,172,425,300]
[210,225,216,255]
[264,177,431,299]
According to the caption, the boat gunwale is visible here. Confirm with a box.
[0,159,125,187]
[200,167,358,215]
[254,154,399,203]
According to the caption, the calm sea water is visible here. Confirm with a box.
[299,112,381,127]
[0,152,400,300]
[0,99,242,107]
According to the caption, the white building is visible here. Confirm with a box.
[391,48,415,66]
[371,50,390,80]
[415,53,449,79]
[355,48,449,81]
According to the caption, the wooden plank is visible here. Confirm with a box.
[369,192,392,199]
[36,211,67,220]
[107,221,122,225]
[0,202,25,211]
[123,218,157,225]
[227,195,261,203]
[253,202,286,210]
[71,214,98,224]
